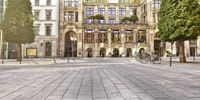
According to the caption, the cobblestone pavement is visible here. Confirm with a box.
[0,59,200,100]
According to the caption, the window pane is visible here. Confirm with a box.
[46,26,51,36]
[46,11,51,20]
[47,0,51,6]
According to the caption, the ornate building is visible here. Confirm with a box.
[59,0,161,57]
[19,0,200,58]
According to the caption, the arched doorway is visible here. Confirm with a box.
[64,31,77,57]
[45,42,52,57]
[100,48,106,57]
[126,48,132,57]
[113,48,119,57]
[87,48,93,57]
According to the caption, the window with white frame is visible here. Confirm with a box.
[119,8,126,16]
[86,8,94,16]
[108,8,116,15]
[98,8,105,15]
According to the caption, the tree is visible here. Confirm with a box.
[158,0,200,63]
[0,0,35,63]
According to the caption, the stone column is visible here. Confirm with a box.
[120,29,125,57]
[94,29,98,57]
[107,29,112,56]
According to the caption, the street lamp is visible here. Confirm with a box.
[0,29,4,64]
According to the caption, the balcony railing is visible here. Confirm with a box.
[83,22,149,29]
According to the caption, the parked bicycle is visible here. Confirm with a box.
[134,52,162,64]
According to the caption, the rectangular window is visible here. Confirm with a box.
[35,0,39,6]
[86,8,94,16]
[142,4,147,13]
[98,8,105,15]
[154,0,160,9]
[34,26,40,36]
[109,19,115,24]
[108,8,116,15]
[46,11,51,20]
[68,0,73,7]
[34,11,40,20]
[119,8,126,16]
[130,8,137,16]
[98,30,107,43]
[46,26,51,36]
[68,11,74,21]
[47,0,51,6]
[125,31,133,43]
[64,12,67,21]
[64,0,67,7]
[75,0,78,7]
[75,12,78,22]
[112,30,120,43]
[85,30,95,43]
[137,30,146,43]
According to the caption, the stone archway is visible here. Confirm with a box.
[87,48,93,57]
[126,48,132,57]
[100,48,106,57]
[64,31,77,57]
[113,48,119,57]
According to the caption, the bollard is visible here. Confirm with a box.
[170,56,172,67]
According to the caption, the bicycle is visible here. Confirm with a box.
[134,52,150,64]
[150,54,162,64]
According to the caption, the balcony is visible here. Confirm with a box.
[83,22,149,30]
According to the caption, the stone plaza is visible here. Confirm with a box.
[0,58,200,100]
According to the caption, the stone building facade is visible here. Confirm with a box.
[59,0,161,57]
[18,0,200,58]
[22,0,59,58]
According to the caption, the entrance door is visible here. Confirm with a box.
[154,40,161,55]
[113,48,119,57]
[45,42,52,57]
[190,47,196,56]
[100,48,106,57]
[87,48,93,57]
[126,48,132,57]
[64,31,77,57]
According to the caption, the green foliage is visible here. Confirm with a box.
[158,0,200,42]
[121,16,138,23]
[129,15,139,23]
[88,14,105,20]
[0,0,35,44]
[121,17,130,23]
[95,14,105,20]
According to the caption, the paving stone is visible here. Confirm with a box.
[0,59,200,100]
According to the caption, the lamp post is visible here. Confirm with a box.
[0,29,4,64]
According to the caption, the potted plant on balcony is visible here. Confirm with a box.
[95,14,105,24]
[129,15,138,23]
[121,17,130,24]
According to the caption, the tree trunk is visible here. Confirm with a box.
[16,43,22,64]
[179,40,186,63]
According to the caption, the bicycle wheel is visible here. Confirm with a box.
[135,54,140,61]
[152,57,162,64]
[140,54,150,64]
